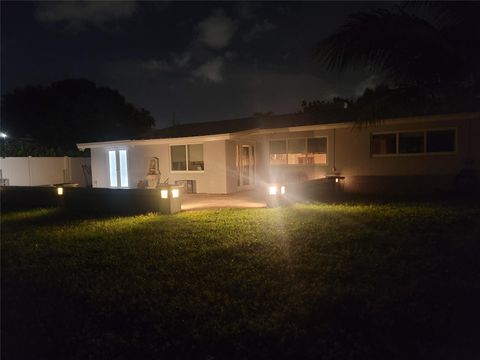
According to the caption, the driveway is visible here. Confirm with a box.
[181,189,266,210]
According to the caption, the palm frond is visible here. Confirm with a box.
[313,9,461,86]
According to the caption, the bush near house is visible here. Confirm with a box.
[2,203,480,359]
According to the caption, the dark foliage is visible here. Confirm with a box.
[314,3,480,89]
[312,2,480,124]
[302,84,480,126]
[1,79,155,151]
[0,137,88,157]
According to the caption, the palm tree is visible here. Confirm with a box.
[313,2,480,122]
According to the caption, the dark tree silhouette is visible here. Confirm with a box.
[312,2,480,123]
[1,79,155,151]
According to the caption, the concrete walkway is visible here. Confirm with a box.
[181,189,267,210]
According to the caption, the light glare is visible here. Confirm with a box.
[0,132,7,138]
[171,189,179,198]
[269,185,277,195]
[160,189,168,198]
[57,187,63,195]
[280,186,285,194]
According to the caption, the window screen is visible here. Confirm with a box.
[307,138,327,164]
[187,144,204,171]
[399,132,424,154]
[371,134,396,155]
[426,130,455,153]
[269,140,287,164]
[288,139,306,164]
[171,145,187,171]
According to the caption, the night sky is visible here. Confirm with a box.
[2,1,390,128]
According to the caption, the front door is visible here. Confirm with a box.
[237,144,255,188]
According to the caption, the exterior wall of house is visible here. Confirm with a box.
[0,156,90,186]
[91,148,110,188]
[256,115,480,194]
[86,113,480,196]
[225,140,238,193]
[333,116,480,193]
[90,140,228,194]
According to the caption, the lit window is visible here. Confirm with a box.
[171,188,180,198]
[119,150,128,187]
[108,150,118,187]
[270,138,327,165]
[306,138,327,164]
[269,140,287,165]
[160,189,168,198]
[287,139,306,164]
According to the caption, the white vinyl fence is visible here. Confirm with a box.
[0,157,91,187]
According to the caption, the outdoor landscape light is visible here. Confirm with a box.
[171,188,179,198]
[57,187,63,195]
[269,185,277,195]
[280,186,286,194]
[160,189,169,199]
[0,132,7,138]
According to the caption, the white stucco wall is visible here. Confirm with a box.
[85,113,480,194]
[0,157,90,186]
[90,140,228,194]
[252,115,479,193]
[333,117,478,177]
[225,140,238,193]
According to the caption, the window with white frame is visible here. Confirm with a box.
[108,149,129,188]
[171,144,204,171]
[270,137,327,165]
[371,129,456,155]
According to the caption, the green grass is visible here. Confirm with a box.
[2,203,480,359]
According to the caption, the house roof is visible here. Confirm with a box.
[77,112,480,150]
[143,112,346,139]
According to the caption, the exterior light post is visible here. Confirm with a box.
[266,183,286,207]
[158,184,182,214]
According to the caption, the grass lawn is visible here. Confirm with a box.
[2,202,480,359]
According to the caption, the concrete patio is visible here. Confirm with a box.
[181,189,267,210]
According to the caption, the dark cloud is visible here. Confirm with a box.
[243,19,276,41]
[2,1,393,128]
[192,57,224,83]
[195,9,238,49]
[35,1,137,30]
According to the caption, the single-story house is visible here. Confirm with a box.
[77,112,480,194]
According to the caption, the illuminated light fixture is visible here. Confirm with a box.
[160,189,169,199]
[268,185,277,195]
[0,132,7,138]
[171,188,179,198]
[280,186,286,195]
[335,178,339,183]
[57,187,64,195]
